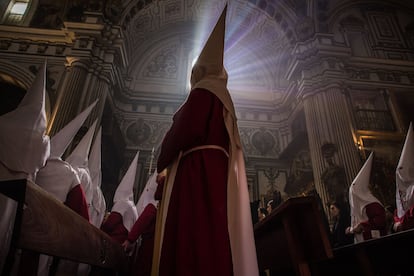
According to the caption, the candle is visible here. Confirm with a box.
[148,147,155,175]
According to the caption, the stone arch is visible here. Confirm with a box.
[127,32,193,95]
[0,59,33,88]
[0,59,51,120]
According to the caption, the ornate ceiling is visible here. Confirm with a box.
[107,0,413,108]
[111,0,304,107]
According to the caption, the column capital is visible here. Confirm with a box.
[298,79,346,101]
[63,57,112,85]
[65,57,88,68]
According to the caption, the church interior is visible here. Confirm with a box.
[1,0,414,275]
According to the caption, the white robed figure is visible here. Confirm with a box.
[349,152,384,243]
[88,126,107,228]
[0,61,50,274]
[36,100,97,276]
[394,122,414,231]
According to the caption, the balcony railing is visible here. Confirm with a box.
[354,109,395,131]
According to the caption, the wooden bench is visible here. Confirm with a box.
[0,179,128,276]
[254,195,414,276]
[312,227,414,275]
[254,196,333,276]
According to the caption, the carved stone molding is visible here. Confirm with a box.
[126,118,151,145]
[239,127,280,157]
[124,118,171,149]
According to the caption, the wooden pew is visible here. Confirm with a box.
[254,196,333,276]
[312,228,414,275]
[0,179,128,275]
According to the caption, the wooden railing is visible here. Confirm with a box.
[313,227,414,275]
[254,196,333,276]
[0,179,128,276]
[254,195,414,275]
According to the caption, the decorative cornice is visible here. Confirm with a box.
[63,14,128,67]
[0,25,75,44]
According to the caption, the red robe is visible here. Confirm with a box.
[128,203,157,276]
[394,205,414,231]
[101,212,128,244]
[359,202,386,240]
[157,89,233,276]
[36,158,90,221]
[65,184,90,221]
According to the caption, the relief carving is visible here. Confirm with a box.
[144,47,178,79]
[126,118,151,146]
[295,16,315,41]
[239,127,280,157]
[252,129,276,156]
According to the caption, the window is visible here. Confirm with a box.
[11,2,28,15]
[340,15,372,57]
[350,90,395,132]
[2,1,30,25]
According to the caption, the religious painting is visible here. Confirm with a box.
[285,149,314,196]
[320,143,348,204]
[257,168,287,208]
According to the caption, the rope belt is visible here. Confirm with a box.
[183,145,229,158]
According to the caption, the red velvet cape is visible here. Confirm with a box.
[157,89,233,275]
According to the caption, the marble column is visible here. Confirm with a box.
[48,59,111,137]
[303,86,362,207]
[48,58,90,136]
[88,73,110,128]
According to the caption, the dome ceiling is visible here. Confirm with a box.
[116,0,303,107]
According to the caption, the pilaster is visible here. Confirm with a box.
[303,86,361,206]
[287,33,361,206]
[48,58,90,136]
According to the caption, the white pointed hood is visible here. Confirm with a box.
[0,60,50,178]
[396,122,414,218]
[136,172,158,218]
[111,151,139,231]
[349,152,382,225]
[66,119,98,168]
[89,126,102,188]
[113,151,139,203]
[190,5,236,124]
[50,100,98,159]
[65,119,98,207]
[89,127,107,227]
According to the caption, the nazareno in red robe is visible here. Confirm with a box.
[101,212,129,244]
[65,184,90,221]
[157,88,233,276]
[394,204,414,231]
[127,203,157,276]
[359,202,386,240]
